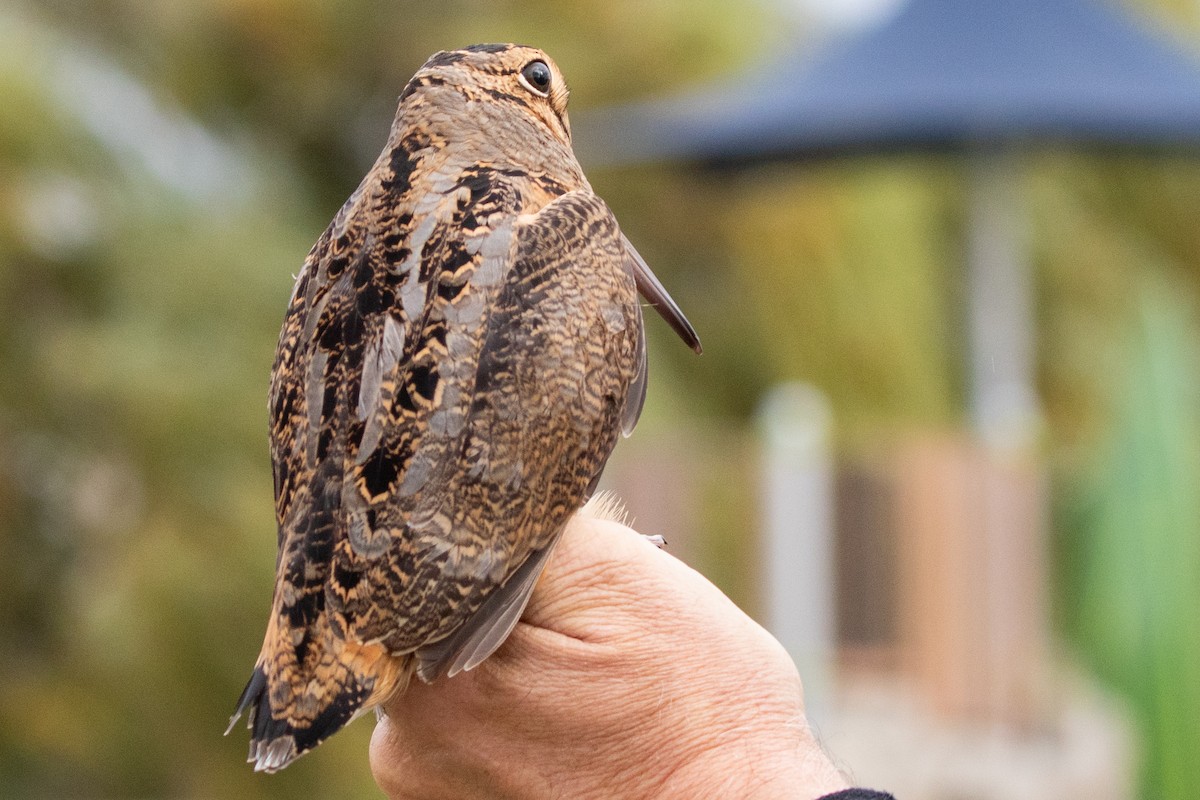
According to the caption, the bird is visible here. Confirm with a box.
[226,43,702,773]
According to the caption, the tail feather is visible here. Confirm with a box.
[226,645,410,772]
[225,666,267,736]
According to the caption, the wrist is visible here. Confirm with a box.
[585,598,848,800]
[656,723,848,800]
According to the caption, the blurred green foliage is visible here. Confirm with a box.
[1061,275,1200,800]
[2,0,1200,797]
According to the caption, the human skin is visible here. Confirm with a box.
[370,513,849,800]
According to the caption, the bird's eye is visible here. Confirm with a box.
[519,60,552,97]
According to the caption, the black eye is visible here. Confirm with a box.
[519,60,552,96]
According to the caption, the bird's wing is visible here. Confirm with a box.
[236,165,526,765]
[622,289,648,437]
[413,537,556,681]
[327,179,528,650]
[231,174,436,768]
[402,189,642,680]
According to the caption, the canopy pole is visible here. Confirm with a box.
[964,150,1041,451]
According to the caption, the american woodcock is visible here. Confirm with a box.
[228,43,702,772]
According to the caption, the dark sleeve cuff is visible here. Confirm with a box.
[817,791,895,800]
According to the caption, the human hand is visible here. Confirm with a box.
[370,511,849,800]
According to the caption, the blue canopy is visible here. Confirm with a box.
[577,0,1200,165]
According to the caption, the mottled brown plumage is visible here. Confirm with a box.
[227,43,701,772]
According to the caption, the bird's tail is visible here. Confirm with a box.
[226,618,411,772]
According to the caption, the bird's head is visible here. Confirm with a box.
[404,44,573,149]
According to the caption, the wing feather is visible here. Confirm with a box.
[622,302,648,437]
[396,190,643,676]
[414,538,558,681]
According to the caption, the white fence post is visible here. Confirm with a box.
[757,382,836,722]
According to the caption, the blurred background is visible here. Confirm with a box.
[2,0,1199,797]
